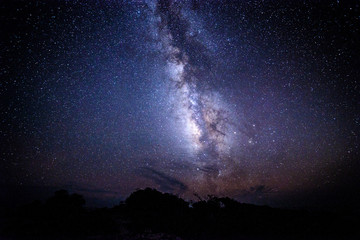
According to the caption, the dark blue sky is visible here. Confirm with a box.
[1,0,359,210]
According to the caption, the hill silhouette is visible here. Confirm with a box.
[1,188,359,239]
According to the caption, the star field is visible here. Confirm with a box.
[1,0,359,209]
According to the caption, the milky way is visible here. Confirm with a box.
[157,2,230,159]
[1,0,359,209]
[149,0,250,194]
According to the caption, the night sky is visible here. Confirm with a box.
[1,0,359,210]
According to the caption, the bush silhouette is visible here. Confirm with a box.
[3,190,116,237]
[2,188,359,239]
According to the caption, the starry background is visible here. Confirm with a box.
[1,0,359,211]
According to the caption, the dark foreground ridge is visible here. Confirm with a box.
[1,188,359,239]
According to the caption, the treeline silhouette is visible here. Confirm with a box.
[2,188,359,239]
